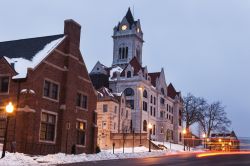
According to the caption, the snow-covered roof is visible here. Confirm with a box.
[3,36,65,79]
[109,66,123,81]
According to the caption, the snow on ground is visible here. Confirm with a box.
[0,145,198,166]
[153,141,186,151]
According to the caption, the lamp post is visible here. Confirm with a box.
[182,129,187,151]
[2,102,14,158]
[138,86,143,146]
[202,133,206,149]
[148,123,152,152]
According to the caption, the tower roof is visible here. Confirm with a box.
[125,8,135,26]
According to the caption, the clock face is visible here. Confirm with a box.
[137,28,140,33]
[121,25,127,31]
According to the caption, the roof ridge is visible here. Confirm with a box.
[0,34,64,43]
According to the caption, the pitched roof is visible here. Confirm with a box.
[0,34,65,79]
[167,83,179,99]
[148,72,161,87]
[0,34,64,60]
[120,57,143,76]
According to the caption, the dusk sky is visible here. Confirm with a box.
[1,0,249,137]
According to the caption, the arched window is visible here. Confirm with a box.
[161,88,165,95]
[143,90,148,98]
[127,71,131,78]
[124,88,134,96]
[143,120,147,132]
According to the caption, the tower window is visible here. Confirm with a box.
[119,47,128,60]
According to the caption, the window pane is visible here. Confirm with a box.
[82,95,87,109]
[41,113,47,122]
[76,93,81,107]
[103,104,108,112]
[43,81,50,97]
[51,83,58,99]
[0,77,9,93]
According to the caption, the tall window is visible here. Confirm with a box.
[119,47,128,59]
[143,120,147,132]
[127,71,131,78]
[153,125,156,135]
[103,104,108,112]
[43,80,59,100]
[153,108,156,117]
[40,112,56,142]
[154,97,156,105]
[160,98,165,105]
[76,93,88,109]
[150,95,153,103]
[143,101,148,111]
[150,106,153,116]
[0,76,9,93]
[143,90,148,98]
[76,121,86,146]
[124,88,134,96]
[179,133,182,142]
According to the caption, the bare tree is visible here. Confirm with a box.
[198,101,231,137]
[182,93,206,130]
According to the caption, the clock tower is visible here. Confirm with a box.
[112,8,144,68]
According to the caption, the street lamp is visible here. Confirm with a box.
[202,134,207,149]
[2,102,14,158]
[138,86,143,146]
[182,129,187,151]
[148,123,153,152]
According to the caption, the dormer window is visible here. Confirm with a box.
[161,88,165,95]
[127,71,131,78]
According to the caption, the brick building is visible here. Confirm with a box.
[0,19,97,155]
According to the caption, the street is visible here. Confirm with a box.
[59,152,250,166]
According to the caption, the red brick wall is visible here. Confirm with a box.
[0,20,97,155]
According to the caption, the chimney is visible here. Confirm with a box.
[64,19,81,48]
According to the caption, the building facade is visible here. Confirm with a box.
[90,8,183,144]
[0,19,97,154]
[96,87,131,149]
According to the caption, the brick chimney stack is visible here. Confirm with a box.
[64,19,81,49]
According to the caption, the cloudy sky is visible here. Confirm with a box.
[1,0,250,137]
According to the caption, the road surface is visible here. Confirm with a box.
[59,152,250,166]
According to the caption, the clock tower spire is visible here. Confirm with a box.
[112,7,144,68]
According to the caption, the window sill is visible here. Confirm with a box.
[0,92,9,95]
[42,96,59,103]
[39,140,56,144]
[76,106,88,111]
[76,144,86,148]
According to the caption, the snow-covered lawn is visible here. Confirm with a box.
[0,144,198,166]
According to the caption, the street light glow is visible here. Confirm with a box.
[182,129,187,135]
[148,123,153,129]
[219,139,222,142]
[5,102,14,113]
[202,134,206,138]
